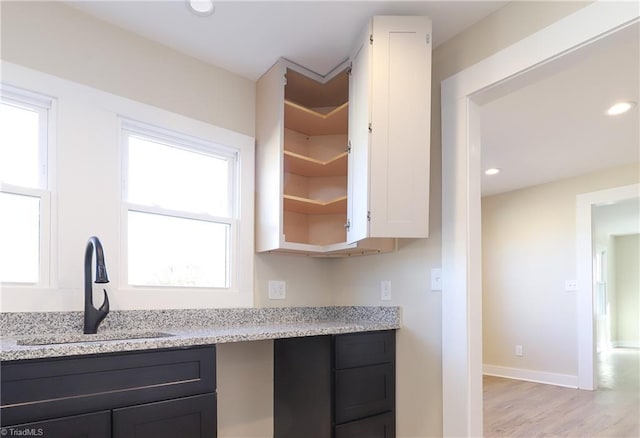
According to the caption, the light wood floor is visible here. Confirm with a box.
[483,349,640,437]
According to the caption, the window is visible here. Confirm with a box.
[0,86,52,285]
[122,121,238,289]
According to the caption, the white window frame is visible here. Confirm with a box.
[0,84,55,288]
[120,118,243,293]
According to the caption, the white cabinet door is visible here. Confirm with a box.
[255,62,286,252]
[347,23,372,244]
[349,16,431,240]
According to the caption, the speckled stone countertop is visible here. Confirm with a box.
[0,307,400,361]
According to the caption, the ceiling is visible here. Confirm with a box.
[67,0,507,80]
[480,22,640,196]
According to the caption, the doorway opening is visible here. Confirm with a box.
[441,3,639,435]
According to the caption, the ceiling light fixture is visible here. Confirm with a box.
[606,101,636,116]
[187,0,215,17]
[484,168,500,176]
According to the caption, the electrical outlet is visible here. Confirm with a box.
[268,280,286,300]
[381,280,392,301]
[515,345,523,357]
[565,280,577,291]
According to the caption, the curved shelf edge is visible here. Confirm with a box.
[284,151,347,177]
[284,100,348,136]
[283,195,347,215]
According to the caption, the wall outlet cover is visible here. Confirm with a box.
[515,345,523,357]
[268,280,286,300]
[565,280,578,291]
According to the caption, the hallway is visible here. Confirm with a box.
[483,348,640,437]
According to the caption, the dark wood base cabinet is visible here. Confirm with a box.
[274,330,396,438]
[1,346,217,438]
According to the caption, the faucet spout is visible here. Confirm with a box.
[84,236,110,334]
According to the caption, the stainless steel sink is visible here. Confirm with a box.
[17,331,174,346]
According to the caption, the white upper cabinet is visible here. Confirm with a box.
[255,16,431,256]
[348,16,432,242]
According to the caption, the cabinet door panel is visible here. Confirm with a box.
[369,16,431,238]
[335,412,395,438]
[335,363,395,424]
[274,337,332,438]
[112,393,216,438]
[256,61,286,252]
[4,410,110,438]
[347,23,372,244]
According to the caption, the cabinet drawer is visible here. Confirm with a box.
[2,410,111,438]
[113,393,216,438]
[335,330,395,369]
[334,363,394,424]
[1,346,216,426]
[335,412,395,438]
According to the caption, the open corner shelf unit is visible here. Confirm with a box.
[280,64,354,252]
[256,16,432,257]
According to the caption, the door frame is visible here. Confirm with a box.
[441,2,640,436]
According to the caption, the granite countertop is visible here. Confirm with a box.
[0,306,400,361]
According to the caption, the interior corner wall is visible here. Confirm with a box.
[613,234,640,347]
[482,164,639,382]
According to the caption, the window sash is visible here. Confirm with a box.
[121,119,240,291]
[121,124,238,220]
[0,85,52,287]
[0,85,51,191]
[0,185,51,287]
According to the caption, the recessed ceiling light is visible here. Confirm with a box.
[485,168,500,176]
[187,0,215,17]
[606,101,636,116]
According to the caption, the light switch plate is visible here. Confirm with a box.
[381,280,392,301]
[431,268,442,291]
[268,280,286,299]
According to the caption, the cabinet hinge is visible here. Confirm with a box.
[426,34,431,45]
[347,140,351,153]
[344,219,351,231]
[347,63,353,76]
[367,211,371,222]
[368,123,372,133]
[370,34,374,45]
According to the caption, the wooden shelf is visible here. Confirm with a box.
[284,100,348,136]
[283,195,347,215]
[284,150,347,177]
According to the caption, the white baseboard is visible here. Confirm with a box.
[483,364,578,388]
[612,341,640,348]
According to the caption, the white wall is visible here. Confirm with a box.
[1,1,594,437]
[482,164,639,384]
[613,234,640,347]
